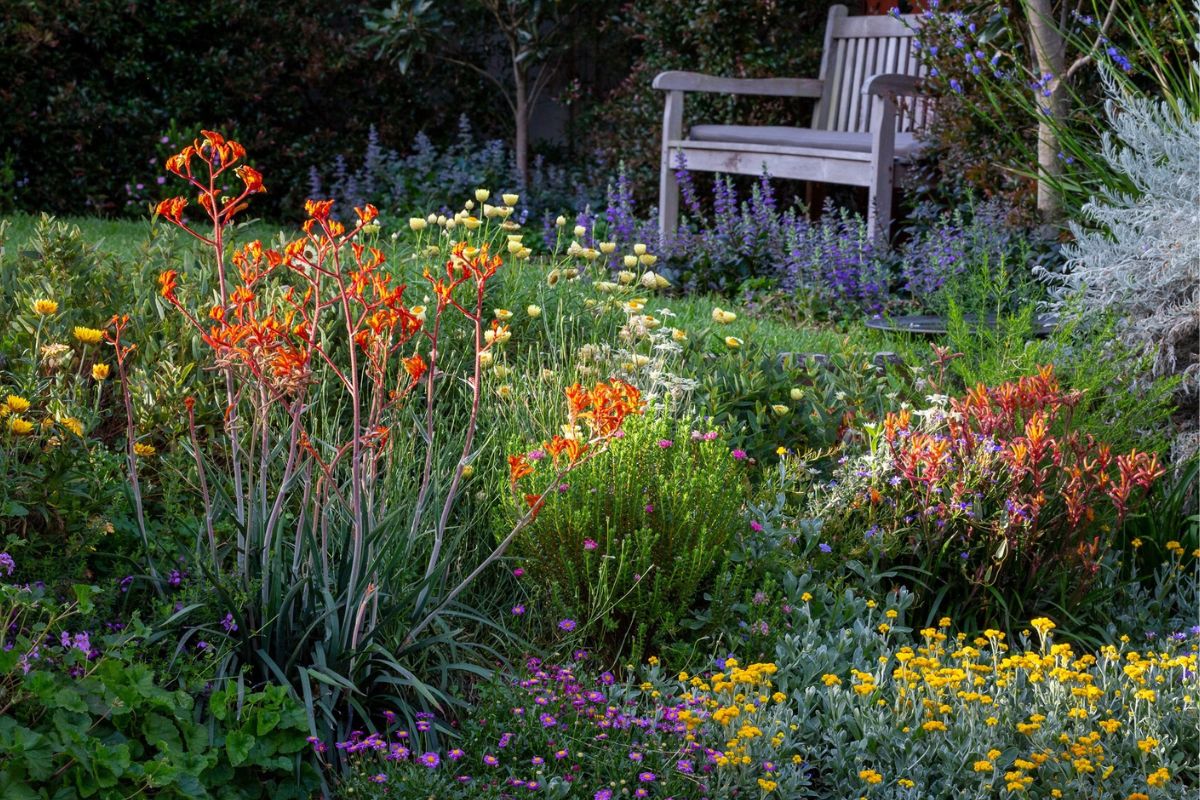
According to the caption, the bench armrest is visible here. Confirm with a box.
[653,71,823,98]
[861,73,924,97]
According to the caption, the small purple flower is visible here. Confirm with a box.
[677,759,694,773]
[531,756,545,765]
[628,751,644,762]
[749,519,763,532]
[644,504,654,514]
[513,568,525,578]
[484,754,500,766]
[118,575,133,592]
[220,613,238,633]
[528,450,546,461]
[499,732,514,747]
[419,752,440,768]
[554,748,568,759]
[538,713,557,728]
[0,553,14,576]
[449,748,464,761]
[818,542,832,554]
[595,790,614,800]
[657,439,673,448]
[583,539,598,551]
[638,772,656,782]
[512,605,526,616]
[558,619,577,632]
[731,449,747,460]
[369,774,387,784]
[197,641,209,650]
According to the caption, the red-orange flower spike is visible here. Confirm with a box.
[402,354,427,382]
[508,454,535,488]
[355,204,378,224]
[524,493,546,520]
[304,199,335,222]
[158,270,180,302]
[235,165,266,194]
[155,196,188,224]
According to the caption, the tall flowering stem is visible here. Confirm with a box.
[105,313,160,592]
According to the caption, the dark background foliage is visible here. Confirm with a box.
[1,0,864,219]
[0,0,489,217]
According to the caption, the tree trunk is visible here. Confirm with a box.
[1026,0,1067,222]
[513,60,530,188]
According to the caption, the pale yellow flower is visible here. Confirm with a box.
[407,217,427,231]
[725,336,743,350]
[474,189,490,202]
[711,307,737,324]
[526,305,541,318]
[501,193,519,206]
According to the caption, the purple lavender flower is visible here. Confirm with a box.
[0,553,13,576]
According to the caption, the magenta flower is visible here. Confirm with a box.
[558,618,577,632]
[484,754,500,766]
[638,772,656,782]
[583,539,598,551]
[513,567,525,578]
[419,752,440,768]
[512,605,526,616]
[657,439,673,448]
[749,520,764,532]
[449,748,464,761]
[731,449,747,460]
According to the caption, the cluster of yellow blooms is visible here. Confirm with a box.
[814,616,1196,797]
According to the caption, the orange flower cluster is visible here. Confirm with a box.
[155,132,426,407]
[509,379,643,517]
[155,130,264,230]
[426,241,504,310]
[883,367,1161,537]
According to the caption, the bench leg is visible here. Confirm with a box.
[658,90,684,242]
[659,155,680,242]
[867,174,893,244]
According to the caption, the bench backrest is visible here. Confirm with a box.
[812,5,928,134]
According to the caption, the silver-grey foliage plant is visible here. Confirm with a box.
[1046,71,1200,456]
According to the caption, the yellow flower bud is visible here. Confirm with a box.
[573,225,586,238]
[599,242,616,254]
[526,305,541,318]
[475,189,490,202]
[633,243,647,256]
[502,193,519,206]
[555,215,566,227]
[725,336,743,349]
[408,218,427,231]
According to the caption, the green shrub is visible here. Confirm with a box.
[509,411,747,656]
[0,576,319,798]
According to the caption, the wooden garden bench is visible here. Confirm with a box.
[654,4,930,242]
